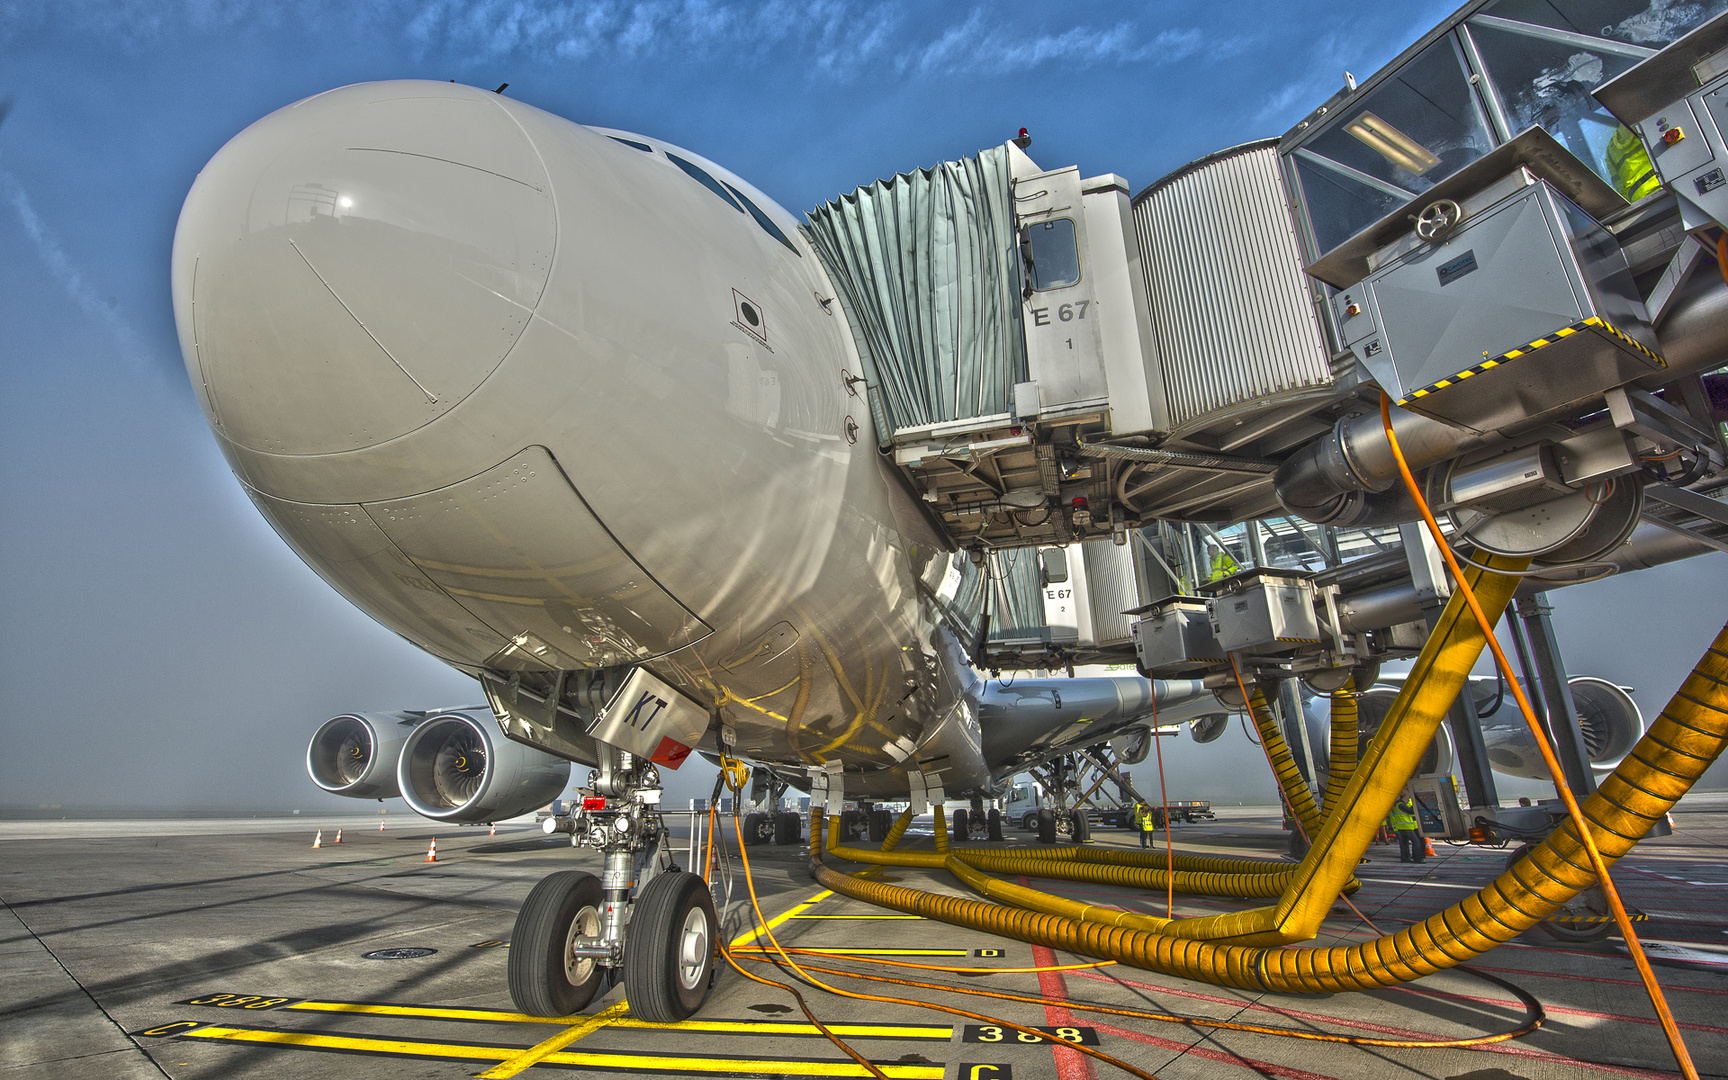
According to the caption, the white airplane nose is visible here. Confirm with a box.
[172,81,554,456]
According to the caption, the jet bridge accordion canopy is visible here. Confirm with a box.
[802,146,1028,446]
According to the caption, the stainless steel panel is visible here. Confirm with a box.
[1133,602,1223,674]
[366,446,713,668]
[1206,575,1321,653]
[1083,539,1138,646]
[1131,142,1334,433]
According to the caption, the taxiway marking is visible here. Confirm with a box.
[732,947,971,956]
[181,992,956,1038]
[141,1020,945,1077]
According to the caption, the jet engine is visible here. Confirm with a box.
[1477,677,1643,781]
[307,711,419,799]
[1188,714,1231,744]
[397,711,571,823]
[1353,689,1457,779]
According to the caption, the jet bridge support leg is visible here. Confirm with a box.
[1419,597,1501,812]
[1516,596,1599,798]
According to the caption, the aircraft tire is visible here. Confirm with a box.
[507,870,606,1017]
[840,809,865,841]
[623,871,719,1023]
[774,811,801,845]
[742,812,774,846]
[868,808,891,841]
[1072,812,1091,845]
[986,808,1003,841]
[952,808,968,843]
[1037,808,1057,844]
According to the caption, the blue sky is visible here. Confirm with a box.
[3,0,1723,811]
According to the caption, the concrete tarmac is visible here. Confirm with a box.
[3,799,1726,1079]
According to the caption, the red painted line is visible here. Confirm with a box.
[1023,876,1095,1080]
[1085,1019,1343,1080]
[1393,984,1728,1035]
[1068,970,1683,1080]
[1464,962,1728,997]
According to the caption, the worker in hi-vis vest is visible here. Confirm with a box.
[1606,125,1662,202]
[1134,802,1157,848]
[1390,795,1424,864]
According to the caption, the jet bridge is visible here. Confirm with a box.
[805,0,1728,576]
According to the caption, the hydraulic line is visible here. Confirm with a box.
[1378,392,1701,1080]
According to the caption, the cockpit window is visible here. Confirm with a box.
[723,181,800,256]
[667,153,744,212]
[608,135,654,153]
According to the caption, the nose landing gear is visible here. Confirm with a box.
[512,745,720,1021]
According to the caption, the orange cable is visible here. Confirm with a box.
[736,812,1160,1080]
[730,952,1545,1049]
[1149,684,1176,918]
[1378,391,1698,1080]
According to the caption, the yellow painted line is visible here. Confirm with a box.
[288,1000,580,1024]
[476,1000,631,1078]
[612,1019,953,1039]
[727,888,832,948]
[171,1023,944,1077]
[280,999,948,1038]
[731,947,970,956]
[791,914,924,920]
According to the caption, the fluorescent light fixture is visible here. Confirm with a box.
[1345,112,1442,175]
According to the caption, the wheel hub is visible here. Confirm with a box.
[564,904,601,983]
[677,907,709,990]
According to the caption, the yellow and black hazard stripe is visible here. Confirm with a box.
[1546,911,1649,924]
[1396,316,1666,407]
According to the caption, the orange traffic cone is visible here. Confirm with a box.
[1423,836,1436,858]
[378,817,385,832]
[489,823,496,837]
[312,829,322,849]
[425,838,437,863]
[333,829,342,844]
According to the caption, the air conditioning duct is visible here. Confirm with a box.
[307,712,420,799]
[397,711,571,824]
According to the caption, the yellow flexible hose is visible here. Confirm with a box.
[1244,685,1325,839]
[822,841,1336,898]
[1323,690,1358,817]
[1378,392,1700,1079]
[810,620,1728,994]
[878,806,914,852]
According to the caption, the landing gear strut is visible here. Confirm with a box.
[516,745,718,1021]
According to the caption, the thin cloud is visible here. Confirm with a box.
[0,166,149,364]
[5,0,1211,81]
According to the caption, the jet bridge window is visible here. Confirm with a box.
[1463,3,1672,198]
[1024,218,1080,291]
[1291,34,1494,255]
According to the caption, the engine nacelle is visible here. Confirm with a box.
[1478,677,1643,781]
[1353,688,1457,779]
[1188,714,1231,744]
[397,711,571,823]
[307,712,419,799]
